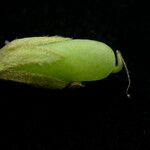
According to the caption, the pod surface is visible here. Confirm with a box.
[37,39,116,81]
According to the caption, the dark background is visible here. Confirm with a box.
[0,0,150,150]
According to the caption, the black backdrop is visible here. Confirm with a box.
[0,0,150,150]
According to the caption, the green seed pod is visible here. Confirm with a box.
[0,36,130,96]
